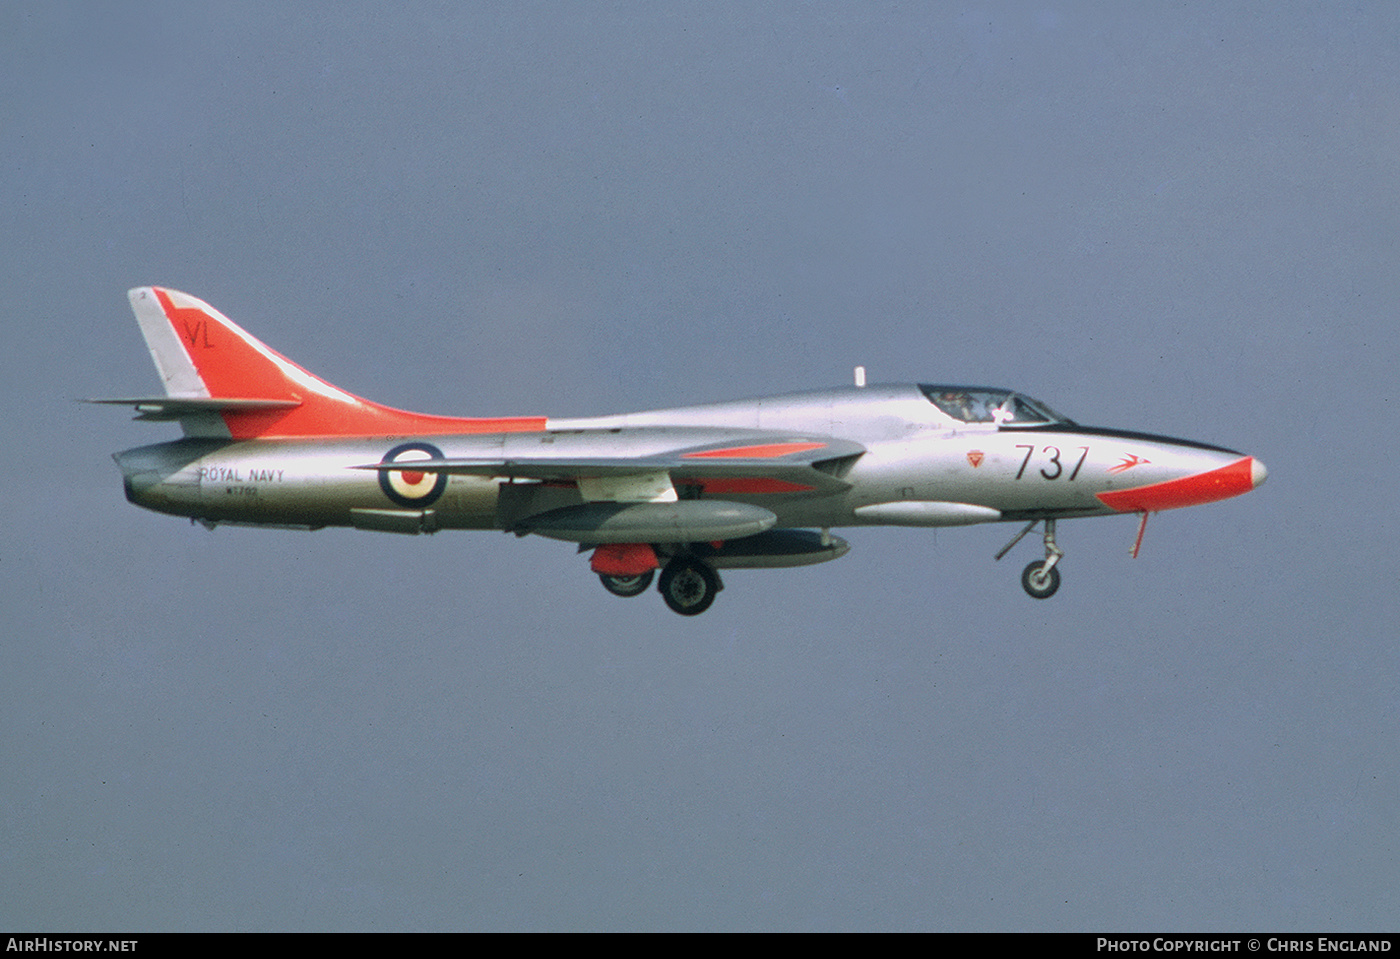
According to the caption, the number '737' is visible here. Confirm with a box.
[1014,445,1089,481]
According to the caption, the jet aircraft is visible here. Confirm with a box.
[97,288,1267,615]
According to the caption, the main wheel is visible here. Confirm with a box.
[599,571,654,597]
[1021,560,1061,599]
[658,559,720,616]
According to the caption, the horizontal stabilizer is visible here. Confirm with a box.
[86,397,302,421]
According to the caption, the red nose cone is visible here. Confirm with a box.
[1096,456,1264,513]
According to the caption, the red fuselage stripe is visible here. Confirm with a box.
[681,442,827,459]
[696,478,816,495]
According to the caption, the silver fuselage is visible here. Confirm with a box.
[115,385,1254,534]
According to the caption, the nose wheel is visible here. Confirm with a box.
[1020,560,1061,599]
[996,518,1065,599]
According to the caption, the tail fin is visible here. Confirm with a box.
[120,287,546,439]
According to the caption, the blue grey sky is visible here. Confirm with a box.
[3,2,1396,931]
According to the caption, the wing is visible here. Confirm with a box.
[355,429,864,543]
[355,430,865,499]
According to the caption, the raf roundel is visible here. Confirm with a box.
[377,442,448,507]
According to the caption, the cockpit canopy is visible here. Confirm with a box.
[918,385,1074,426]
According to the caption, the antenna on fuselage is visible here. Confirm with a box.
[854,366,866,387]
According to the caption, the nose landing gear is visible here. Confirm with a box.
[1020,557,1061,599]
[996,518,1064,600]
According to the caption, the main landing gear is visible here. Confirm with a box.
[996,518,1065,600]
[597,555,723,616]
[598,570,654,597]
[657,557,722,616]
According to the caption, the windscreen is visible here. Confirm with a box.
[918,385,1072,425]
